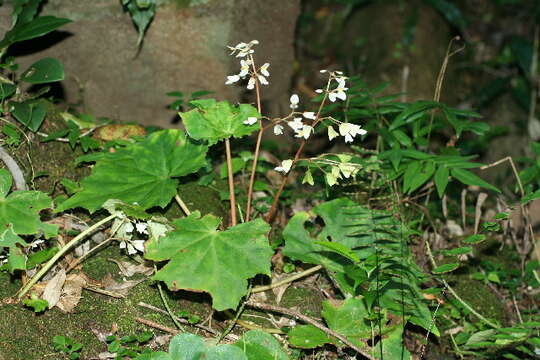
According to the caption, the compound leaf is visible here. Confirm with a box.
[145,212,272,311]
[57,129,208,213]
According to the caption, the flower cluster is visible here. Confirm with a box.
[316,70,348,102]
[327,122,367,143]
[225,40,270,90]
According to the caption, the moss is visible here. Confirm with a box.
[279,286,325,318]
[0,244,212,359]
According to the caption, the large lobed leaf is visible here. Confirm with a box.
[57,129,208,213]
[145,212,272,311]
[181,99,260,145]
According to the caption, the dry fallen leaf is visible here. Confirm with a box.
[108,258,153,277]
[101,273,146,296]
[56,273,88,313]
[42,269,66,309]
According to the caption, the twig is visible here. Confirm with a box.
[245,301,375,359]
[135,317,179,335]
[17,213,118,299]
[174,194,191,216]
[251,265,322,293]
[245,54,264,223]
[0,144,27,190]
[137,302,239,340]
[424,238,499,329]
[155,265,185,332]
[224,138,237,227]
[83,285,124,298]
[218,285,251,343]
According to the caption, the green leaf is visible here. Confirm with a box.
[125,1,155,48]
[521,189,540,204]
[404,160,435,194]
[56,130,208,213]
[22,294,48,313]
[21,57,64,84]
[434,166,449,197]
[321,298,372,347]
[389,100,439,130]
[0,185,56,236]
[432,262,460,274]
[0,83,16,100]
[0,227,27,272]
[26,246,58,269]
[373,326,411,360]
[220,157,246,179]
[168,333,247,360]
[0,16,72,48]
[463,234,486,244]
[234,330,289,360]
[0,168,12,198]
[450,168,500,193]
[11,100,47,132]
[440,246,472,256]
[145,212,272,311]
[287,325,334,349]
[181,100,260,145]
[314,241,360,263]
[424,0,466,30]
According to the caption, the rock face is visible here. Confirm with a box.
[0,0,300,126]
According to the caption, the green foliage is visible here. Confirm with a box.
[22,293,48,313]
[145,211,272,311]
[52,335,83,360]
[21,57,64,84]
[0,15,71,49]
[181,99,261,145]
[56,129,208,213]
[122,0,156,48]
[106,331,154,359]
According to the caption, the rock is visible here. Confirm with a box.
[0,0,300,127]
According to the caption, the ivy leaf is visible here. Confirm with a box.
[145,212,272,311]
[56,130,208,213]
[181,99,260,145]
[234,330,289,360]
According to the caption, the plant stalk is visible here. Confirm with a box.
[17,213,118,299]
[224,138,237,227]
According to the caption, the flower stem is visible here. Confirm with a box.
[245,55,263,222]
[224,138,237,227]
[17,213,118,299]
[175,194,191,216]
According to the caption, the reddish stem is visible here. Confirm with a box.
[225,138,237,227]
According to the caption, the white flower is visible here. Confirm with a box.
[335,76,347,88]
[30,239,45,249]
[328,85,348,102]
[288,117,304,131]
[315,89,323,93]
[320,69,328,73]
[227,40,259,57]
[328,125,339,140]
[290,94,299,109]
[260,63,270,77]
[295,125,313,139]
[239,59,252,77]
[247,77,256,90]
[135,222,148,235]
[338,122,367,143]
[225,75,240,84]
[120,239,145,255]
[275,159,293,174]
[123,222,134,233]
[258,74,269,85]
[303,112,316,120]
[273,124,284,135]
[243,116,258,125]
